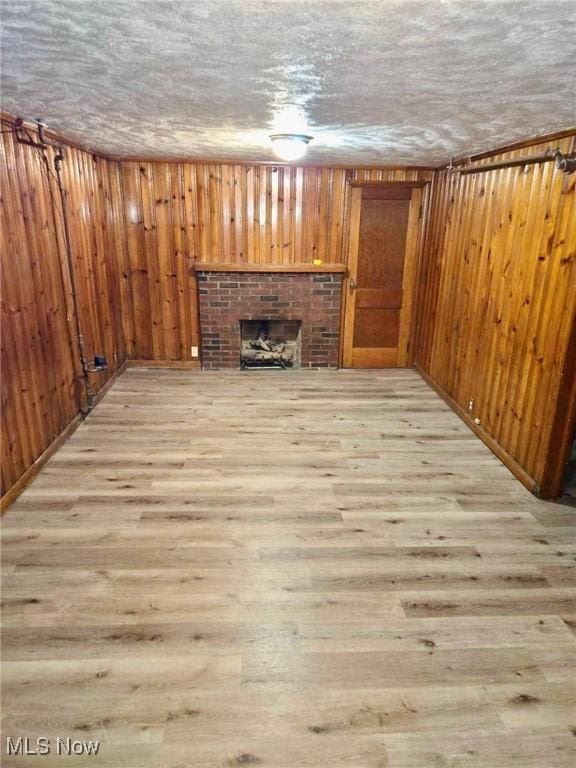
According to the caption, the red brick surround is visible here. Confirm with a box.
[197,271,343,369]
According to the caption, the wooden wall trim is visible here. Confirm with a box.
[194,262,347,273]
[415,365,539,495]
[348,180,430,188]
[110,156,438,170]
[126,360,201,369]
[341,187,362,367]
[397,188,423,366]
[0,360,128,513]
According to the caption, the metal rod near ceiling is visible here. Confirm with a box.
[457,147,576,175]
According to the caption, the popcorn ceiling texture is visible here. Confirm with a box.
[1,0,574,165]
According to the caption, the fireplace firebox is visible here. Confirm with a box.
[240,320,301,369]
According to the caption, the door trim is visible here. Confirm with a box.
[397,187,422,366]
[341,183,426,368]
[342,187,362,367]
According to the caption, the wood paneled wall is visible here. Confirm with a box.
[2,131,430,498]
[1,129,79,495]
[4,114,574,501]
[62,148,126,380]
[59,146,126,384]
[414,133,576,496]
[118,163,431,360]
[1,126,126,498]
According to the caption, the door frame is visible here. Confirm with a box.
[341,181,429,368]
[540,308,576,498]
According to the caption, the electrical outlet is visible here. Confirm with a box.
[474,417,481,425]
[191,346,199,358]
[468,400,474,412]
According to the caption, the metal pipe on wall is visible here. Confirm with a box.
[457,148,576,175]
[6,115,96,412]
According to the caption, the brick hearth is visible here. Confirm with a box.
[197,271,343,369]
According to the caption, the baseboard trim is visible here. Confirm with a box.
[0,414,83,514]
[0,360,128,514]
[414,364,539,496]
[126,359,201,369]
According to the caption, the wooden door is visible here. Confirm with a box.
[343,184,422,368]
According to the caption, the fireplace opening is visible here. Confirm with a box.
[240,320,302,369]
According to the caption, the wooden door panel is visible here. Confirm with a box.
[353,308,400,348]
[355,288,403,308]
[351,348,398,367]
[357,200,409,290]
[342,185,423,368]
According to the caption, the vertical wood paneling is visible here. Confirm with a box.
[1,119,431,501]
[1,127,127,499]
[117,162,202,361]
[1,131,77,495]
[414,134,576,495]
[119,163,432,269]
[59,147,125,386]
[117,162,432,359]
[106,160,135,358]
[5,117,573,503]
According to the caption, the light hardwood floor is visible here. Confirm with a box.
[2,368,575,767]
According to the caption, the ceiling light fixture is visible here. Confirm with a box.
[269,133,313,162]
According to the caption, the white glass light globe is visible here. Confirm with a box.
[270,134,313,162]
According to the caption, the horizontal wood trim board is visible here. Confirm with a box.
[194,263,348,273]
[111,157,439,170]
[349,180,430,189]
[415,364,539,495]
[126,360,202,369]
[361,187,413,200]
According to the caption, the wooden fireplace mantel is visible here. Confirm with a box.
[193,262,347,274]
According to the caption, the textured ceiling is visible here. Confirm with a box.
[1,0,575,165]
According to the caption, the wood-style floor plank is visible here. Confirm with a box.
[2,368,575,767]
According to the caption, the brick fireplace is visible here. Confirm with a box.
[197,270,343,369]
